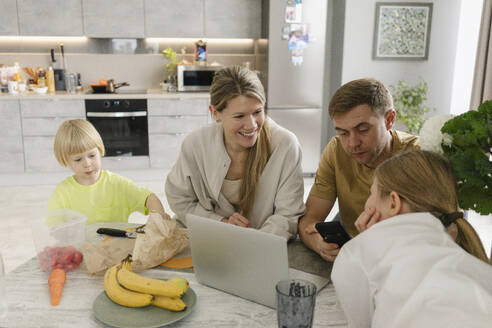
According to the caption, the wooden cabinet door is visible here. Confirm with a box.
[144,0,204,38]
[0,100,24,173]
[204,0,261,38]
[17,0,84,36]
[0,0,19,35]
[83,0,145,38]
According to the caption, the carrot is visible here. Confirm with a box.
[48,268,66,306]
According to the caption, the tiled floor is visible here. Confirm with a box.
[1,170,490,273]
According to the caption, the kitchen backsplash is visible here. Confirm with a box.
[0,38,267,90]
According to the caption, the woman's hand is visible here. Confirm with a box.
[354,207,381,233]
[221,212,250,227]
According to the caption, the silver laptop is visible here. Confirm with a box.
[186,214,329,308]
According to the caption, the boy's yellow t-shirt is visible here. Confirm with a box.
[48,170,152,225]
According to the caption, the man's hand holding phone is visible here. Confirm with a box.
[304,222,340,262]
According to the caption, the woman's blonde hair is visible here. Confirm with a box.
[54,119,105,167]
[375,150,488,262]
[209,66,271,218]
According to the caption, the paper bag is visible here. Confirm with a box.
[132,212,189,271]
[81,237,135,274]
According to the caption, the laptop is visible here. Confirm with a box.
[186,214,330,308]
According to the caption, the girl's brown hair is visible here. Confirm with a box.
[375,150,488,262]
[54,119,105,167]
[209,66,271,218]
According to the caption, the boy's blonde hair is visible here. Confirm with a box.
[54,119,105,167]
[375,150,488,262]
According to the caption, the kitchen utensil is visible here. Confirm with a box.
[50,48,57,69]
[96,228,138,239]
[92,287,197,327]
[60,43,68,71]
[90,80,130,93]
[106,79,129,93]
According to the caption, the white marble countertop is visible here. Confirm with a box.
[0,222,347,327]
[0,89,210,100]
[0,257,348,328]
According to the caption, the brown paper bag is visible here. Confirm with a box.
[81,237,135,274]
[132,212,189,271]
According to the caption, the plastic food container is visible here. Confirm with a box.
[31,209,87,271]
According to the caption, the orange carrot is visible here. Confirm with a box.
[48,268,66,306]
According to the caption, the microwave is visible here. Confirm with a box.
[177,65,224,92]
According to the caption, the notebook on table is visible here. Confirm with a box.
[186,213,330,308]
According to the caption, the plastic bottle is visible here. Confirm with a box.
[47,66,55,94]
[12,62,22,82]
[37,67,46,87]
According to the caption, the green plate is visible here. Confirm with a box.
[93,287,197,328]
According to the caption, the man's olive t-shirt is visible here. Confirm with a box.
[309,130,419,237]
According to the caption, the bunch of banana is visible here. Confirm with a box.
[103,257,190,312]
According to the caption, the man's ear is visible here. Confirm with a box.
[384,109,396,130]
[388,191,403,216]
[209,105,219,122]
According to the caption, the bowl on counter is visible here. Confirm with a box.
[33,86,48,94]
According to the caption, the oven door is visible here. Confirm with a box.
[86,111,149,156]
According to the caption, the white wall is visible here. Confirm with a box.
[450,0,483,115]
[342,0,463,116]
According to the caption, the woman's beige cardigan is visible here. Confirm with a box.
[165,118,306,240]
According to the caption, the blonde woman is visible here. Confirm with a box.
[332,150,491,328]
[165,66,305,239]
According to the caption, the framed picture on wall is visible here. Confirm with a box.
[373,2,433,60]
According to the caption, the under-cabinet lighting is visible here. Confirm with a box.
[145,38,255,44]
[0,36,88,42]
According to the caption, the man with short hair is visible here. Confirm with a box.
[298,78,419,262]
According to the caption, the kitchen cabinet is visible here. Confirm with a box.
[20,99,85,172]
[0,100,24,173]
[144,0,204,38]
[204,0,262,38]
[17,0,84,36]
[148,98,209,169]
[0,0,19,36]
[83,0,145,38]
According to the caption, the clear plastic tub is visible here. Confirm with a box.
[31,209,87,271]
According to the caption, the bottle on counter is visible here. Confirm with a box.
[46,66,55,94]
[37,67,46,87]
[12,62,22,82]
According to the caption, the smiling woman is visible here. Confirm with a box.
[165,66,306,240]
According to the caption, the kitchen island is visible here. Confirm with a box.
[1,254,347,328]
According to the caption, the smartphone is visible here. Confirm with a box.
[315,221,352,247]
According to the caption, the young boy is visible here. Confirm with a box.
[49,119,167,225]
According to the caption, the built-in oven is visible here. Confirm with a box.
[85,99,148,156]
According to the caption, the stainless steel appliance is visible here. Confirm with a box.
[266,0,329,174]
[177,65,224,92]
[85,99,148,156]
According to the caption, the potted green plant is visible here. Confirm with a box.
[419,101,492,215]
[390,79,433,134]
[162,48,178,92]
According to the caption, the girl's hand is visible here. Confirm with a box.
[354,207,381,233]
[223,212,250,227]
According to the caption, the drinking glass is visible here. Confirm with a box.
[65,73,77,94]
[0,253,7,319]
[276,279,317,328]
